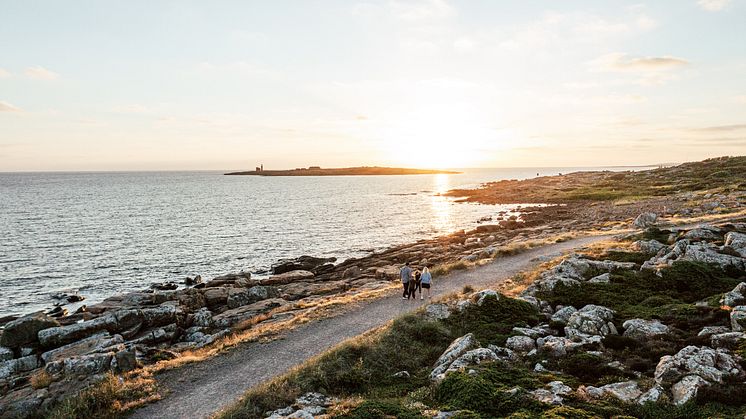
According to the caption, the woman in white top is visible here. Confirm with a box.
[419,267,432,299]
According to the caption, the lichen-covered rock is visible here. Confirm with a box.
[261,270,314,286]
[536,336,582,357]
[634,213,658,228]
[40,332,123,363]
[633,239,667,255]
[226,286,279,309]
[430,333,479,381]
[731,306,746,332]
[622,319,669,339]
[671,375,709,406]
[654,345,743,386]
[597,381,642,403]
[513,325,551,339]
[722,282,746,307]
[45,352,114,376]
[0,355,39,379]
[530,381,572,405]
[550,306,577,325]
[443,348,500,376]
[683,227,721,242]
[637,384,664,405]
[202,287,229,307]
[710,332,746,349]
[0,311,60,348]
[212,298,286,328]
[192,307,214,327]
[698,326,730,337]
[471,289,499,306]
[564,305,617,339]
[725,231,746,257]
[0,346,14,362]
[505,335,536,354]
[588,273,611,284]
[425,303,451,320]
[680,244,746,271]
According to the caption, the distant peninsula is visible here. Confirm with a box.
[224,166,462,176]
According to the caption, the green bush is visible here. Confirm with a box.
[435,371,543,417]
[446,294,540,346]
[335,400,424,419]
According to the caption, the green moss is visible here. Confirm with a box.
[334,400,424,419]
[603,250,650,264]
[540,405,597,419]
[435,370,543,417]
[553,353,632,386]
[446,294,540,346]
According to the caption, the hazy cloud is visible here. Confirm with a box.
[24,65,59,80]
[0,101,22,112]
[693,124,746,132]
[697,0,730,11]
[389,0,454,20]
[591,53,689,72]
[0,68,11,78]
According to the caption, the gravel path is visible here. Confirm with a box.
[130,235,610,419]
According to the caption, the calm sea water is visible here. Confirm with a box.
[0,167,649,317]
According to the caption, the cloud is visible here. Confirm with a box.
[0,101,22,112]
[591,53,689,72]
[692,124,746,132]
[388,0,454,21]
[697,0,730,11]
[0,68,11,78]
[734,95,746,104]
[24,66,59,80]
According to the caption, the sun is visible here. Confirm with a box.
[378,103,502,169]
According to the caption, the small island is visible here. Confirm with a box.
[225,166,462,176]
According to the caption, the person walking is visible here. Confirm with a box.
[408,269,421,300]
[400,262,412,300]
[420,266,432,299]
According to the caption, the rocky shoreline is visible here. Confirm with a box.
[1,157,745,418]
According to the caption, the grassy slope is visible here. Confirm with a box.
[218,233,746,419]
[446,156,746,204]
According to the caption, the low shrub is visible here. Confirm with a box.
[446,294,540,346]
[333,400,424,419]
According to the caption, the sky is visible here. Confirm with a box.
[1,0,745,171]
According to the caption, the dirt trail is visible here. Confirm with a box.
[130,235,611,419]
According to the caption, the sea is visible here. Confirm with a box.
[0,167,652,317]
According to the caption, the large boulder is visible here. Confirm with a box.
[634,213,658,228]
[226,286,279,309]
[505,335,536,354]
[202,287,229,307]
[425,304,451,320]
[671,375,709,406]
[622,319,669,339]
[271,256,336,275]
[722,282,746,307]
[633,239,667,255]
[654,345,744,386]
[0,355,39,379]
[680,244,746,271]
[536,336,583,357]
[45,352,115,376]
[0,312,60,348]
[471,289,499,306]
[550,306,577,325]
[581,381,642,403]
[280,280,347,300]
[564,305,618,339]
[41,332,123,363]
[212,298,286,328]
[725,232,746,257]
[440,348,500,377]
[261,270,314,286]
[683,227,721,242]
[430,333,479,381]
[731,306,746,332]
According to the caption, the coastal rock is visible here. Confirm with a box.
[588,273,611,284]
[0,311,60,348]
[425,304,451,320]
[441,348,500,377]
[654,345,743,386]
[471,289,499,306]
[683,227,721,242]
[725,232,746,257]
[564,305,617,339]
[0,346,13,362]
[192,308,214,327]
[0,355,39,379]
[722,282,746,307]
[374,266,399,280]
[698,326,730,337]
[430,333,479,381]
[634,213,658,228]
[45,352,114,376]
[680,244,746,271]
[176,288,206,311]
[598,381,642,403]
[212,298,286,328]
[280,281,347,300]
[202,287,229,307]
[530,381,572,405]
[550,306,577,325]
[637,384,665,405]
[513,325,551,339]
[731,306,746,331]
[671,375,709,406]
[536,336,582,357]
[342,266,361,278]
[623,319,669,339]
[505,335,536,354]
[141,305,183,327]
[271,256,336,275]
[633,239,667,255]
[38,315,117,348]
[261,270,314,286]
[710,332,746,349]
[41,332,123,363]
[226,286,279,309]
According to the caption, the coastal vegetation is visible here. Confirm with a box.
[220,220,746,419]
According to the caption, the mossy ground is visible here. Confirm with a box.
[220,245,746,419]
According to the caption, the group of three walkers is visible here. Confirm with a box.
[399,261,433,300]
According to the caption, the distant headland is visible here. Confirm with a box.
[224,166,462,176]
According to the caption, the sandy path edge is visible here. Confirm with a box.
[129,235,611,419]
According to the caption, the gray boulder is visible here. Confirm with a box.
[671,375,709,406]
[226,286,278,309]
[41,332,123,363]
[430,333,479,381]
[722,282,746,307]
[0,355,39,379]
[471,289,499,306]
[710,332,746,349]
[425,304,451,320]
[0,346,13,362]
[505,336,536,354]
[634,239,667,255]
[731,306,746,332]
[0,312,60,348]
[564,305,618,339]
[622,319,669,339]
[683,227,721,241]
[634,213,658,228]
[550,306,577,325]
[654,345,743,386]
[637,384,665,405]
[725,231,746,257]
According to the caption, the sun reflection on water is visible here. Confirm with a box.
[431,174,453,233]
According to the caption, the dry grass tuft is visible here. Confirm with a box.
[30,369,53,389]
